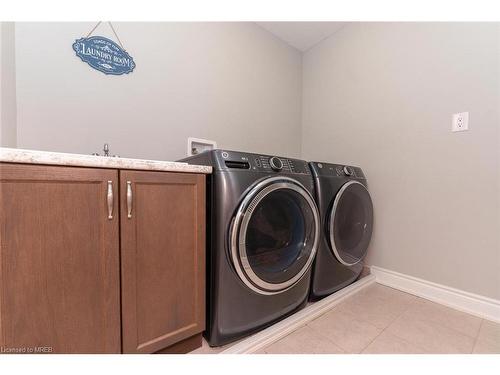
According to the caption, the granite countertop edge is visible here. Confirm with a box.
[0,148,212,174]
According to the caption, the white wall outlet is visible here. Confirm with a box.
[187,137,217,156]
[452,112,469,132]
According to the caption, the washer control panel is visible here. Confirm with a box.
[218,150,310,174]
[253,155,309,174]
[269,156,283,171]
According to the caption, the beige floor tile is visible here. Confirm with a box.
[189,344,224,354]
[357,283,415,300]
[252,348,268,354]
[190,284,493,355]
[189,338,235,354]
[262,326,345,354]
[308,308,382,353]
[473,339,500,354]
[402,300,482,338]
[473,320,500,354]
[362,331,426,354]
[386,311,475,353]
[335,284,419,329]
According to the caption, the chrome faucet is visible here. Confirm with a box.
[92,143,119,157]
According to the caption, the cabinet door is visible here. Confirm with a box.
[0,163,121,353]
[120,171,205,353]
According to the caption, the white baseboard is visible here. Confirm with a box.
[371,266,500,324]
[220,274,376,354]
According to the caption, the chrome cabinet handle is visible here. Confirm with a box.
[127,181,132,219]
[107,181,113,220]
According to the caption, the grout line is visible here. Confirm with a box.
[307,308,381,354]
[475,319,484,340]
[376,318,429,354]
[380,298,479,354]
[360,297,416,353]
[306,322,351,353]
[359,329,384,354]
[406,302,483,340]
[374,298,426,351]
[376,281,487,343]
[471,319,484,354]
[357,300,416,353]
[344,288,420,353]
[264,323,347,354]
[304,284,411,353]
[386,318,477,354]
[356,289,429,353]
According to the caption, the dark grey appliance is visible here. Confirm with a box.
[308,162,373,301]
[181,150,320,347]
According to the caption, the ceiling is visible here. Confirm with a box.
[256,22,346,52]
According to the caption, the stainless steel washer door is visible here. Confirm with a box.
[328,180,373,266]
[230,176,320,295]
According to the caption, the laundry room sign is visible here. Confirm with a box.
[72,22,136,75]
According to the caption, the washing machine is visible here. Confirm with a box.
[181,150,320,347]
[308,162,373,301]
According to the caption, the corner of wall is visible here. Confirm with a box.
[299,49,305,159]
[0,21,17,148]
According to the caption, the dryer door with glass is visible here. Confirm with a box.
[328,180,373,266]
[230,176,320,295]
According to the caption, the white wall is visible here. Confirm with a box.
[14,22,302,160]
[0,22,17,147]
[302,23,500,299]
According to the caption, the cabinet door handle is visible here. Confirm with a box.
[107,181,113,220]
[127,181,133,219]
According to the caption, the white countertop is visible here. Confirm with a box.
[0,148,212,174]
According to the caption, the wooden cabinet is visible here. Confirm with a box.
[120,171,205,353]
[0,163,205,354]
[0,164,121,353]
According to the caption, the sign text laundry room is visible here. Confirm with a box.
[72,36,136,75]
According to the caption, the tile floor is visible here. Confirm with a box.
[191,284,500,354]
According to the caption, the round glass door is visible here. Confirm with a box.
[328,181,373,266]
[230,177,320,295]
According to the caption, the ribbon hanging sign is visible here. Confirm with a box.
[72,23,136,75]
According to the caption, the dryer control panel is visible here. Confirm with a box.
[216,150,311,175]
[310,162,365,179]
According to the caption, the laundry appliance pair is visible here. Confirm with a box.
[182,150,373,346]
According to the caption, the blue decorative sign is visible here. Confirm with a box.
[72,36,135,75]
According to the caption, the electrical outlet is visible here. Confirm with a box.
[452,112,469,132]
